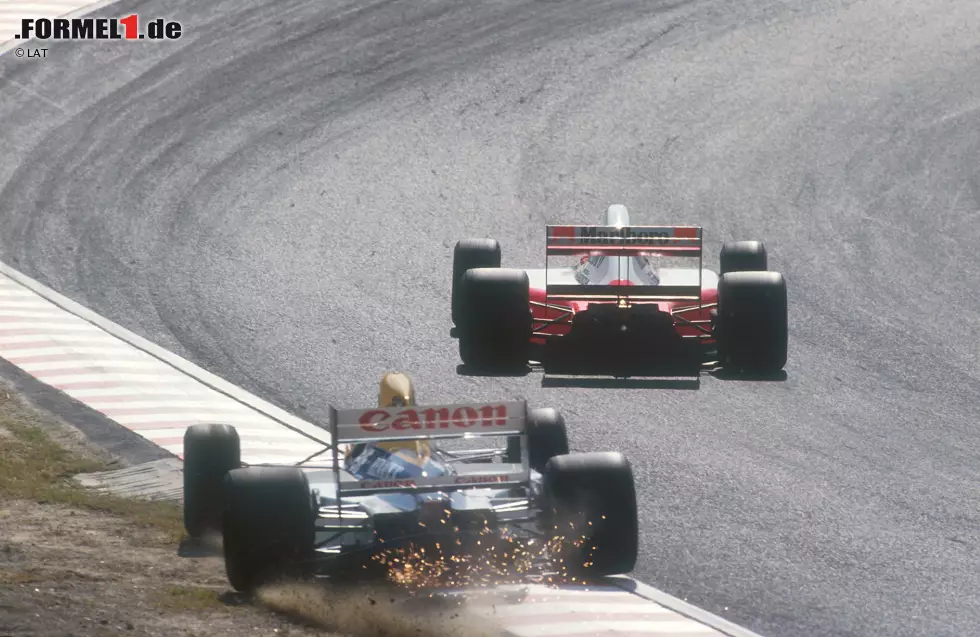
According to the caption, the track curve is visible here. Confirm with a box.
[2,0,979,635]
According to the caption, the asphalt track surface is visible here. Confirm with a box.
[2,0,979,635]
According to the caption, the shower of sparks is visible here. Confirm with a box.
[370,514,599,592]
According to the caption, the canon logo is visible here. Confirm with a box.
[454,474,508,485]
[361,479,416,489]
[359,404,509,433]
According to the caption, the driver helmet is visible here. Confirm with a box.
[373,372,430,459]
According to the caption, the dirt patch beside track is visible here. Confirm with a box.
[0,382,331,637]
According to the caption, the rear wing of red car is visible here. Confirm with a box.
[545,224,704,302]
[326,399,531,496]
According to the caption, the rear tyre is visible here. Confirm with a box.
[457,268,531,370]
[505,408,570,472]
[720,241,767,274]
[183,424,241,538]
[452,239,501,327]
[542,452,638,577]
[716,271,788,373]
[222,467,315,593]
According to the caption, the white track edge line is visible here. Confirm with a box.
[607,577,766,637]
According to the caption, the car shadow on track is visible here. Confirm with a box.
[708,369,789,382]
[455,363,704,389]
[455,364,532,378]
[540,376,701,390]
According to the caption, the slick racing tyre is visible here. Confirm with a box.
[452,238,501,327]
[183,423,241,538]
[543,452,638,577]
[506,407,570,472]
[222,467,315,594]
[457,268,531,370]
[720,241,767,275]
[716,271,788,373]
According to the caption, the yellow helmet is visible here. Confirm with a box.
[378,372,416,408]
[375,372,429,458]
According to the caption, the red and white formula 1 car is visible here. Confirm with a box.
[450,204,788,377]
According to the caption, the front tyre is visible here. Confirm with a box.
[720,241,768,274]
[183,423,241,538]
[452,239,501,327]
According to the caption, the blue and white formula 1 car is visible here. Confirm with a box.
[182,373,639,593]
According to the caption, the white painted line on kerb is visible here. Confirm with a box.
[0,333,122,345]
[88,400,265,411]
[17,359,168,372]
[0,321,111,332]
[473,602,674,617]
[136,427,318,442]
[0,308,83,318]
[0,299,68,308]
[65,386,217,399]
[110,412,277,426]
[37,373,208,387]
[503,622,718,636]
[4,345,153,358]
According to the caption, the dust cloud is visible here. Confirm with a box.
[257,580,503,637]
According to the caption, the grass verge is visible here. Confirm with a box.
[0,384,334,635]
[0,390,184,545]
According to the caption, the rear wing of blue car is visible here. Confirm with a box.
[325,399,531,497]
[545,224,704,303]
